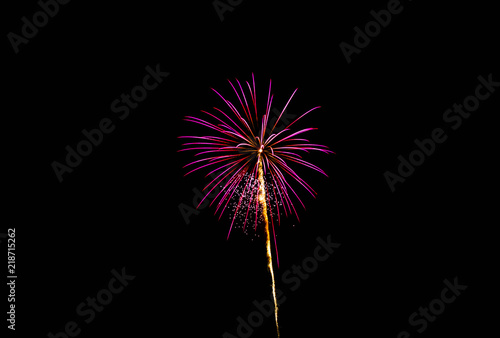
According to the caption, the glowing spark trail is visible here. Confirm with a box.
[258,154,280,337]
[179,73,335,337]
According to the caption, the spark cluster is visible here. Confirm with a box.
[179,74,334,245]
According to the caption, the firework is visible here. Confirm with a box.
[179,74,334,337]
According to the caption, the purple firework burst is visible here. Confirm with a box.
[179,73,334,259]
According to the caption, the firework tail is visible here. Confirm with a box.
[258,154,280,337]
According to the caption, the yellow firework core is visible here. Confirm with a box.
[258,156,280,338]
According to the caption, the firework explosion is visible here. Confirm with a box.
[179,74,334,337]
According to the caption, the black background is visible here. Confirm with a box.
[3,0,498,337]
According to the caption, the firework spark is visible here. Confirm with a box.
[179,74,334,336]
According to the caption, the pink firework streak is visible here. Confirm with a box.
[178,73,334,336]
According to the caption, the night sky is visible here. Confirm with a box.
[3,1,497,337]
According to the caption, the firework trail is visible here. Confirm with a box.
[257,152,280,336]
[179,74,334,337]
